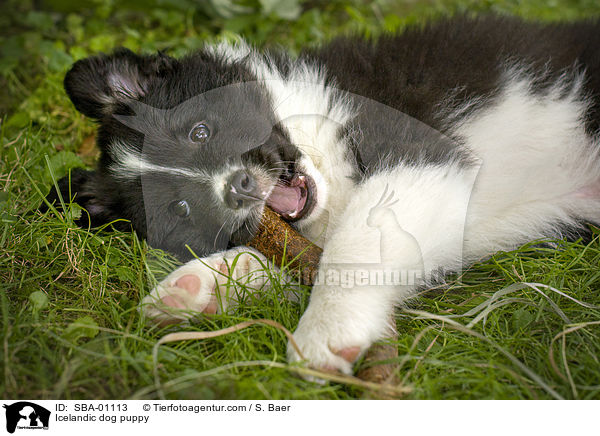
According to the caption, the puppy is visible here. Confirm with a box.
[48,15,600,376]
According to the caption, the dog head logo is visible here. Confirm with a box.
[2,402,50,434]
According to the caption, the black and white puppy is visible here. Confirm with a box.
[50,15,600,376]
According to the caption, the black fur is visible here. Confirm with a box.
[305,16,600,134]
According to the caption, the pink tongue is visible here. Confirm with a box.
[267,185,305,216]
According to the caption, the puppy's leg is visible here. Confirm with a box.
[288,163,477,376]
[141,247,274,326]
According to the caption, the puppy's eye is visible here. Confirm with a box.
[190,123,210,143]
[170,200,190,217]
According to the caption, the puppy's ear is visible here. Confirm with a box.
[64,48,175,119]
[43,168,119,228]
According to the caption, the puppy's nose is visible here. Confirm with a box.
[225,170,264,209]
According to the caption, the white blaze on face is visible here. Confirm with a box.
[108,140,211,181]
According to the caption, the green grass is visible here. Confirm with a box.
[2,0,600,400]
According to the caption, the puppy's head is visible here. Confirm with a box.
[50,48,318,259]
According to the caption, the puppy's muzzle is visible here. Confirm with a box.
[225,170,266,210]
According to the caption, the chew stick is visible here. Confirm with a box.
[355,318,399,386]
[247,207,322,285]
[248,206,399,384]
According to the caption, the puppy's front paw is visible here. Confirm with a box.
[287,285,396,381]
[287,310,387,382]
[141,258,226,326]
[288,324,366,381]
[141,249,265,326]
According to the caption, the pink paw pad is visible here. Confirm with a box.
[332,346,362,363]
[218,262,229,275]
[203,294,219,315]
[175,274,202,296]
[173,274,219,314]
[161,295,186,309]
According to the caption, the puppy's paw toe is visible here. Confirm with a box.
[141,263,224,326]
[331,346,362,363]
[174,274,202,296]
